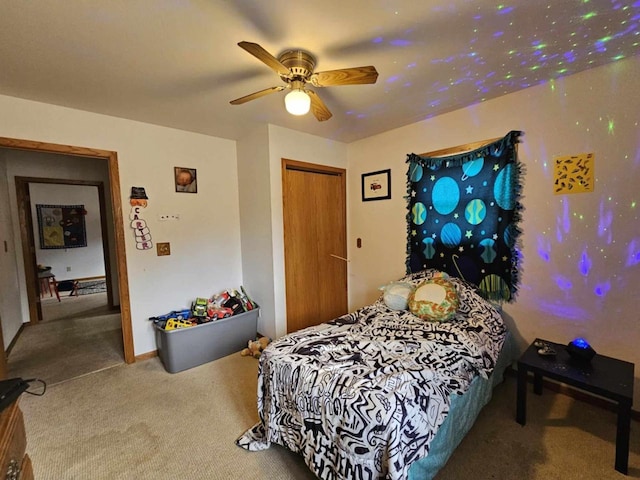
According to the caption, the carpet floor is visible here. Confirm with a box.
[40,291,117,323]
[8,292,124,385]
[19,353,640,480]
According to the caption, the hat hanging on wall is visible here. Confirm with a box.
[130,186,149,199]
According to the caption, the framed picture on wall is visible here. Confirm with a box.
[361,169,391,201]
[36,204,87,249]
[174,167,197,193]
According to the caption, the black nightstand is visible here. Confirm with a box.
[516,338,634,475]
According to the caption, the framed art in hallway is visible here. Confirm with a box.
[36,204,87,249]
[362,169,391,201]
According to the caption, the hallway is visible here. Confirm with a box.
[7,292,123,385]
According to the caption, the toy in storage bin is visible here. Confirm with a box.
[155,308,260,373]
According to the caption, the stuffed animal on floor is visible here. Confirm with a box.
[240,336,271,358]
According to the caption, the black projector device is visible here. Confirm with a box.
[566,337,596,362]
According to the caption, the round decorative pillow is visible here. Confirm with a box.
[380,282,415,311]
[408,277,459,321]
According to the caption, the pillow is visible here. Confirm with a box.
[408,277,459,321]
[380,281,415,310]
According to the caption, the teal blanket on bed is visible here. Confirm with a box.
[409,332,516,480]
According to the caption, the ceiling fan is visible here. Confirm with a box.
[229,41,379,121]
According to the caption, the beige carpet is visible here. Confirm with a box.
[19,353,639,480]
[40,291,116,322]
[8,292,124,385]
[437,376,639,480]
[21,354,315,480]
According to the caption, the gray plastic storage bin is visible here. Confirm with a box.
[155,308,259,373]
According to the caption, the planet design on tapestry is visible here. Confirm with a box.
[440,223,462,248]
[479,238,497,263]
[422,237,436,259]
[412,202,427,225]
[479,274,511,301]
[461,157,484,181]
[504,223,517,248]
[432,177,460,215]
[494,163,515,210]
[409,163,423,182]
[464,199,486,225]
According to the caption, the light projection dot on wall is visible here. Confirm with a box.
[626,239,640,267]
[553,152,594,194]
[579,249,592,276]
[594,282,611,297]
[554,275,573,291]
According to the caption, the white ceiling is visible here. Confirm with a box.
[1,1,638,143]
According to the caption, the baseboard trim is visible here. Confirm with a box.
[506,367,640,421]
[5,323,26,356]
[135,350,158,361]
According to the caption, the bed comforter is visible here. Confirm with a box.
[237,270,507,480]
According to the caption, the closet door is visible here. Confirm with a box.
[282,159,347,333]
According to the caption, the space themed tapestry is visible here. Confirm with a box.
[406,130,524,302]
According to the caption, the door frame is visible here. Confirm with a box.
[0,136,135,364]
[15,176,116,320]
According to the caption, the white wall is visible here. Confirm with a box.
[0,94,242,356]
[237,125,275,338]
[29,183,105,281]
[267,125,348,338]
[347,56,640,407]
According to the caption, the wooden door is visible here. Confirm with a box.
[282,159,347,333]
[14,179,42,323]
[0,318,7,379]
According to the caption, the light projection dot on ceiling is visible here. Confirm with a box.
[415,2,639,115]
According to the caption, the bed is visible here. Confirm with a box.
[237,269,513,479]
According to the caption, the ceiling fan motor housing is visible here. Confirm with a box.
[278,50,316,81]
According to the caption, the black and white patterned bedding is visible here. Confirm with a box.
[237,270,507,480]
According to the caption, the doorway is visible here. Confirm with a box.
[0,136,134,366]
[282,159,348,333]
[15,177,115,322]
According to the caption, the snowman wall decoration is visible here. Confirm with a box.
[129,186,153,251]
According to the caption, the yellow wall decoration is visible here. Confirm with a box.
[553,153,594,194]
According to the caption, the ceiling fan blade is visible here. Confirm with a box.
[238,41,291,77]
[307,90,332,122]
[309,66,378,87]
[229,86,285,105]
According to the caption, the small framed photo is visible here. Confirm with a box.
[361,169,391,201]
[174,167,197,193]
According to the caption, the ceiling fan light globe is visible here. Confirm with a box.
[285,90,311,116]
